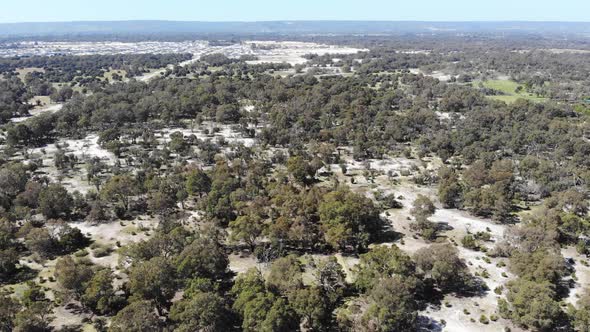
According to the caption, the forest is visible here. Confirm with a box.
[0,33,589,332]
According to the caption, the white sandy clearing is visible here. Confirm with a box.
[157,122,257,148]
[409,68,457,82]
[24,134,117,194]
[11,104,63,123]
[244,41,365,65]
[562,246,590,306]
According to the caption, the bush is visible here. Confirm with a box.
[480,315,489,324]
[92,244,113,258]
[461,235,478,250]
[381,193,403,209]
[74,249,89,257]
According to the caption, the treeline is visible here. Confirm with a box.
[304,43,590,102]
[0,53,192,81]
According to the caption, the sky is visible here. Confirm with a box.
[0,0,588,23]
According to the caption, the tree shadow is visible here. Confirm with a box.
[416,316,444,332]
[435,221,454,232]
[418,275,489,309]
[0,265,38,286]
[65,302,90,315]
[556,278,576,300]
[373,228,405,244]
[373,217,405,244]
[454,275,490,298]
[55,324,84,332]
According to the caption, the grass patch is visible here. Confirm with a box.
[28,96,51,108]
[103,69,127,82]
[482,80,547,104]
[16,67,45,81]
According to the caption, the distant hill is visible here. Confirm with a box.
[1,20,590,39]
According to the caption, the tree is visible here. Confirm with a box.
[355,245,416,292]
[0,291,20,332]
[81,269,124,315]
[168,131,189,154]
[86,200,111,224]
[128,257,177,314]
[21,282,47,308]
[461,234,478,250]
[231,268,266,315]
[185,169,211,197]
[109,300,162,332]
[169,291,229,332]
[438,166,462,208]
[500,279,562,331]
[13,305,53,332]
[463,160,489,189]
[266,255,303,294]
[215,104,241,123]
[229,213,265,252]
[288,287,330,331]
[410,195,438,240]
[24,227,54,259]
[229,267,298,331]
[100,174,138,214]
[54,148,77,171]
[287,156,315,185]
[50,85,74,102]
[260,297,299,332]
[48,220,89,254]
[553,190,589,217]
[574,290,590,332]
[0,248,18,281]
[86,157,106,191]
[147,190,177,215]
[15,180,43,208]
[319,188,381,252]
[363,275,420,331]
[410,194,436,219]
[175,236,229,280]
[240,292,277,332]
[13,283,53,332]
[414,243,471,292]
[0,219,18,280]
[314,256,346,305]
[510,249,565,284]
[54,256,93,299]
[0,163,28,201]
[38,183,73,219]
[119,226,192,265]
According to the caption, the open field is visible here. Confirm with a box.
[482,79,548,103]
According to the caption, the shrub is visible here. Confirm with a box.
[462,235,478,250]
[480,315,489,324]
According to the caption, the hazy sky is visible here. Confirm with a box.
[1,0,588,23]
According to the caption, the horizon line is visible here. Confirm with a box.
[2,19,590,24]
